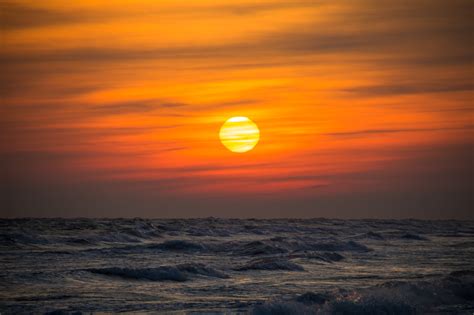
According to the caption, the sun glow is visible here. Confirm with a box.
[219,117,260,153]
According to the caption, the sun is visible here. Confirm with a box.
[219,116,260,153]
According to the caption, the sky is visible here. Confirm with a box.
[1,0,473,218]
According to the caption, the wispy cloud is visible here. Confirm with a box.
[323,125,474,137]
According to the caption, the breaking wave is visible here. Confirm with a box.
[252,270,474,314]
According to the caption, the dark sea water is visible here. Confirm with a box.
[0,218,473,314]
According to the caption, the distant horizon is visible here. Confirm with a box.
[2,215,473,221]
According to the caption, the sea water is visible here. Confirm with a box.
[0,218,473,314]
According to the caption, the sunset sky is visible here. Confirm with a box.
[1,0,473,218]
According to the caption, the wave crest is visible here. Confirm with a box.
[86,263,228,282]
[235,257,304,271]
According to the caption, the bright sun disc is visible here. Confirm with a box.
[219,116,260,153]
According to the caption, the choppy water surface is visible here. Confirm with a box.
[0,218,473,314]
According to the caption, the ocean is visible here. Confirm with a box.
[0,218,473,314]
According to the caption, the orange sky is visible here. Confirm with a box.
[1,0,473,218]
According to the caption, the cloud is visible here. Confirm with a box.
[340,83,473,97]
[0,2,86,30]
[323,125,473,137]
[89,99,186,115]
[1,1,472,65]
[0,1,323,30]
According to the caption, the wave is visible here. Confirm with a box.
[324,298,416,315]
[121,221,162,239]
[185,225,232,237]
[296,292,330,305]
[70,233,142,245]
[449,270,474,277]
[449,241,474,248]
[0,232,50,247]
[214,239,370,258]
[177,263,229,279]
[87,266,188,282]
[251,270,474,314]
[14,294,75,302]
[288,252,345,263]
[252,297,411,315]
[74,238,368,259]
[79,224,162,244]
[400,233,428,241]
[86,263,228,282]
[78,237,367,258]
[147,240,206,251]
[0,232,148,250]
[353,231,385,240]
[76,239,206,255]
[229,240,287,256]
[291,240,372,252]
[252,301,314,315]
[0,219,164,249]
[235,257,304,271]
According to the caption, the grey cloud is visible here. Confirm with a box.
[323,125,473,137]
[0,2,88,30]
[340,82,473,97]
[12,125,179,137]
[90,99,186,115]
[1,0,472,64]
[1,1,323,30]
[213,1,322,15]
